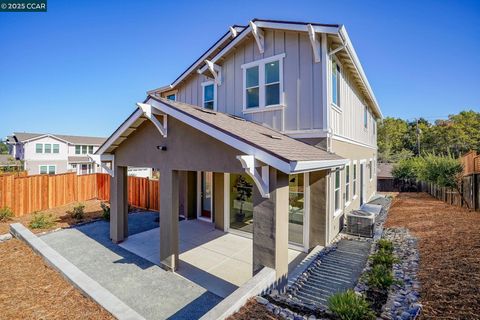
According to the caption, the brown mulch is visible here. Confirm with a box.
[0,200,105,235]
[227,299,281,320]
[0,239,114,320]
[385,192,480,320]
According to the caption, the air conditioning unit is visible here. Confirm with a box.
[346,210,375,238]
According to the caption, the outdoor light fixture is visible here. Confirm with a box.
[157,145,167,151]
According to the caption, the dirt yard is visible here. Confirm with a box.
[0,239,113,319]
[385,192,480,319]
[227,299,281,320]
[0,199,105,235]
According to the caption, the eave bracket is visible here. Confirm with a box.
[249,21,265,54]
[137,103,167,137]
[307,24,321,63]
[237,155,270,198]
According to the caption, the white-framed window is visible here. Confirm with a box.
[53,144,59,154]
[332,60,341,107]
[166,94,176,101]
[334,170,341,213]
[369,159,373,180]
[75,145,91,155]
[241,53,285,110]
[75,145,81,154]
[201,81,216,110]
[88,145,94,154]
[345,164,350,204]
[353,162,357,197]
[44,144,51,153]
[35,143,43,154]
[364,106,368,129]
[39,165,56,175]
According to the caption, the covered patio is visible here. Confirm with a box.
[94,96,347,290]
[119,219,306,298]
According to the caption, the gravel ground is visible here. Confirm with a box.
[0,239,113,320]
[385,192,480,319]
[0,199,106,235]
[227,299,281,320]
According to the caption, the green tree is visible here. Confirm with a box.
[0,141,8,154]
[377,117,409,162]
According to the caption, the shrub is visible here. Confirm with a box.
[100,202,110,221]
[377,239,394,253]
[327,290,375,320]
[0,206,13,222]
[369,250,398,269]
[70,203,85,220]
[29,212,55,229]
[365,264,396,291]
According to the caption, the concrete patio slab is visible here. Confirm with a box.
[118,219,306,298]
[40,212,222,320]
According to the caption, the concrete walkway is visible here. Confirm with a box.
[40,212,222,320]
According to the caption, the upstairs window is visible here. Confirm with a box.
[364,106,368,129]
[53,144,59,154]
[35,143,43,153]
[166,94,176,101]
[44,144,51,153]
[332,61,340,107]
[202,82,216,110]
[75,145,81,154]
[242,54,284,110]
[88,146,94,154]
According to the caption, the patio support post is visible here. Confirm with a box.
[159,169,180,271]
[252,167,289,288]
[110,165,128,243]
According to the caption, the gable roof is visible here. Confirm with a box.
[97,96,347,174]
[8,132,106,145]
[150,18,381,118]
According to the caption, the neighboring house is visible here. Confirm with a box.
[95,19,382,285]
[377,163,395,192]
[0,154,23,172]
[6,132,106,175]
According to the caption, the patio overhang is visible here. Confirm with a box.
[96,96,348,177]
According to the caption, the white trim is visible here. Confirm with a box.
[283,129,328,139]
[253,20,339,35]
[321,33,329,132]
[201,80,217,111]
[333,169,341,214]
[21,134,71,145]
[202,60,222,85]
[241,53,285,111]
[352,160,358,198]
[331,134,377,150]
[290,159,348,173]
[242,105,285,114]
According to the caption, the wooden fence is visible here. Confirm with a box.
[0,172,160,216]
[418,174,480,211]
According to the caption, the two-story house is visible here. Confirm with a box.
[6,132,106,175]
[95,19,382,287]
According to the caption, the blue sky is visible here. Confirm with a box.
[0,0,479,139]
